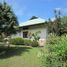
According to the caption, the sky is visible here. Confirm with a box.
[0,0,67,24]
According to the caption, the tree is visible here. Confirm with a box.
[0,2,18,39]
[60,16,67,34]
[54,10,67,35]
[48,10,63,36]
[48,9,67,36]
[54,9,62,36]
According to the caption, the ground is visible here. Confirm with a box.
[0,45,44,67]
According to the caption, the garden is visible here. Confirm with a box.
[0,1,67,67]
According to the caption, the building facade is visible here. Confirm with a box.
[12,18,48,46]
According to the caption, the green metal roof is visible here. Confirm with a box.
[19,18,45,27]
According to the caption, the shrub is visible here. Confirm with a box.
[24,39,32,46]
[9,37,24,45]
[9,37,39,47]
[24,39,39,47]
[31,40,39,47]
[47,33,60,44]
[41,34,67,67]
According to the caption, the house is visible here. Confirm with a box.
[12,17,48,46]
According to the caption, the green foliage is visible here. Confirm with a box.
[0,2,18,38]
[47,33,60,44]
[9,38,39,47]
[60,16,67,34]
[48,10,67,36]
[31,40,39,47]
[42,34,67,67]
[9,37,24,45]
[32,31,40,41]
[24,39,39,47]
[24,39,32,46]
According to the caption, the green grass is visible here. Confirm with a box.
[0,45,43,67]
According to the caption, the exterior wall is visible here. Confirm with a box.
[12,24,48,40]
[27,24,48,46]
[28,24,47,39]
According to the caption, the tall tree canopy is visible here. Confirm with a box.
[48,10,67,36]
[0,2,18,38]
[60,16,67,34]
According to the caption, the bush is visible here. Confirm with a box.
[24,39,39,47]
[24,39,32,46]
[9,37,39,47]
[47,33,60,44]
[41,34,67,67]
[31,40,39,47]
[9,37,24,45]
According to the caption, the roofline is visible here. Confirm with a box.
[19,22,46,27]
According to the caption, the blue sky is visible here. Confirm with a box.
[0,0,67,24]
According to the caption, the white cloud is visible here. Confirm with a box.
[54,7,67,14]
[54,8,62,11]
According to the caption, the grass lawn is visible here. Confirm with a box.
[0,45,44,67]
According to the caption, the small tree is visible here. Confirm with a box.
[0,2,18,39]
[32,31,41,41]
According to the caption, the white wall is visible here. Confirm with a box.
[12,24,48,40]
[23,24,47,39]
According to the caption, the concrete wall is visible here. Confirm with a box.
[28,24,48,39]
[12,24,48,39]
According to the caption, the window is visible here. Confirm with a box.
[23,31,28,38]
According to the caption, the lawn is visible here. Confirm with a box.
[0,45,44,67]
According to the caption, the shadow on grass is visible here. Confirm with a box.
[0,46,31,59]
